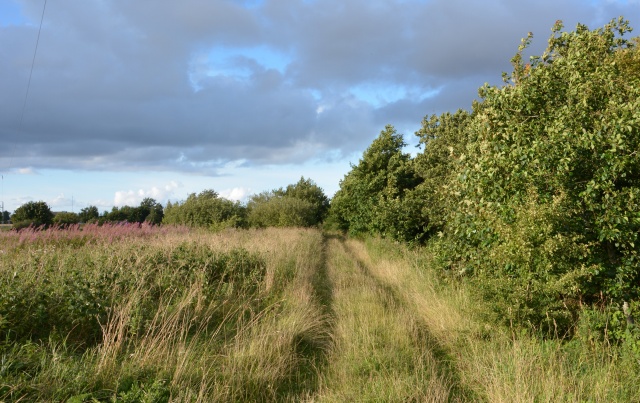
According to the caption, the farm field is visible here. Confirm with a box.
[0,225,638,401]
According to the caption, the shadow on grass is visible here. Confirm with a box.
[273,231,337,401]
[344,240,483,403]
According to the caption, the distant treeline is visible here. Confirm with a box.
[8,177,330,231]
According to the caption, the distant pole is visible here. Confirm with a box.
[1,175,3,224]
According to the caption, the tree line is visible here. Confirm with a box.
[6,177,329,231]
[329,18,640,350]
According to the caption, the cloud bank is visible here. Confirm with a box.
[0,0,636,175]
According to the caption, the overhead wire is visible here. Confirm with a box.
[2,0,48,216]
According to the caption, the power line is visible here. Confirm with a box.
[3,0,48,214]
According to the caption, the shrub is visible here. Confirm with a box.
[53,211,80,227]
[163,190,246,229]
[11,201,54,229]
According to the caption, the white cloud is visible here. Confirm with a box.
[114,181,182,207]
[17,167,38,175]
[219,187,251,202]
[48,193,68,208]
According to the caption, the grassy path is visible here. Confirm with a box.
[314,235,640,402]
[309,235,474,402]
[2,228,636,401]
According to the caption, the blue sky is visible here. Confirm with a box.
[1,0,638,213]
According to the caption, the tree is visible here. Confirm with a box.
[328,125,421,240]
[246,178,330,228]
[145,202,164,225]
[100,198,164,224]
[413,109,473,236]
[53,211,80,226]
[247,192,316,228]
[1,211,9,223]
[434,18,640,334]
[79,206,99,223]
[136,197,163,224]
[163,190,245,229]
[11,201,54,229]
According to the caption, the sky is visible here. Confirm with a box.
[1,0,638,213]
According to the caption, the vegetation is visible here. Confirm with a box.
[101,197,164,225]
[330,18,640,354]
[53,211,80,226]
[2,226,637,401]
[328,125,422,242]
[11,201,54,229]
[0,225,330,401]
[78,205,100,223]
[162,189,245,229]
[247,177,330,228]
[3,17,639,401]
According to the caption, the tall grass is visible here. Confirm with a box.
[311,235,458,402]
[4,225,634,401]
[0,226,330,401]
[360,237,640,402]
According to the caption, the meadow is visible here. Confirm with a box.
[0,224,638,401]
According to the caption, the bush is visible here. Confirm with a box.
[11,201,54,229]
[53,212,80,227]
[422,18,640,340]
[247,177,330,228]
[248,194,317,228]
[329,125,421,240]
[163,190,246,229]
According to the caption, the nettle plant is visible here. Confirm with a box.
[445,18,640,335]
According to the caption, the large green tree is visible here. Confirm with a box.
[413,109,473,237]
[163,190,245,229]
[78,205,99,223]
[329,125,421,241]
[11,201,54,229]
[435,18,640,333]
[53,211,80,226]
[247,177,329,228]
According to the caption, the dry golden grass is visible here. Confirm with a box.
[3,227,636,401]
[310,236,458,402]
[358,237,640,403]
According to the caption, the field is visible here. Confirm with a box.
[0,225,638,401]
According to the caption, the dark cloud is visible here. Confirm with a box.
[0,0,637,174]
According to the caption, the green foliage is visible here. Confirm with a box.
[79,205,99,223]
[413,109,473,236]
[327,18,640,346]
[415,18,640,339]
[247,177,329,228]
[0,226,326,401]
[280,177,330,225]
[329,125,422,241]
[103,198,164,225]
[11,201,54,229]
[248,193,317,228]
[53,211,80,226]
[98,199,162,225]
[162,190,245,229]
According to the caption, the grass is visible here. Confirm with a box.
[0,226,330,401]
[1,225,637,401]
[360,236,640,402]
[310,234,459,402]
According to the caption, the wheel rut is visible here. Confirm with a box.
[308,234,478,402]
